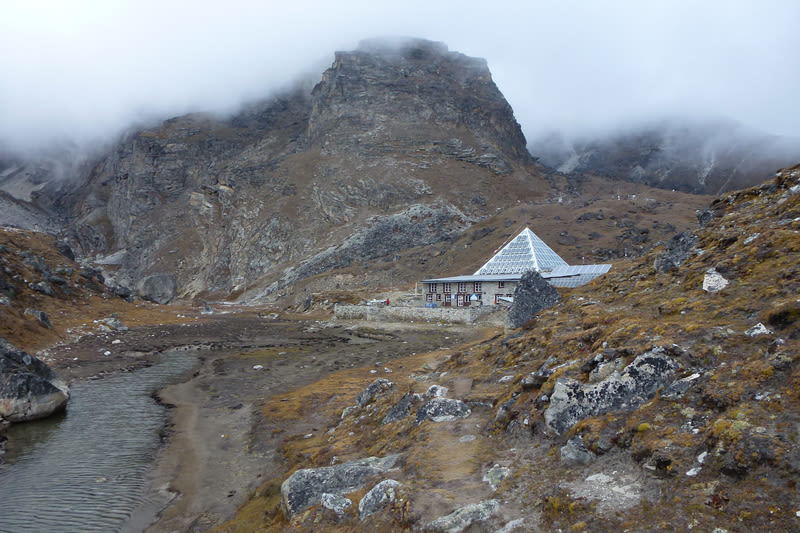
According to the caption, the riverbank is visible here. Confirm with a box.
[36,306,491,531]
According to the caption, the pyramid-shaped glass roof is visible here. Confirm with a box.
[474,227,568,275]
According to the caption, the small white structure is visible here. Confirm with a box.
[421,227,611,307]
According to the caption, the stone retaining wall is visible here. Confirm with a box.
[333,303,501,325]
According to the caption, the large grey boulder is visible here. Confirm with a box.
[425,499,499,532]
[505,270,561,329]
[0,338,70,422]
[545,347,679,434]
[281,454,400,519]
[137,274,177,304]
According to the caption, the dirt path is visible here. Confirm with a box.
[47,313,488,532]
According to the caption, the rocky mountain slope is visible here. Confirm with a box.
[532,119,800,195]
[1,38,714,306]
[219,164,800,531]
[25,38,546,302]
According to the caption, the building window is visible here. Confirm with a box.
[497,281,505,289]
[473,282,482,293]
[436,293,442,301]
[430,283,437,293]
[443,283,451,293]
[445,294,451,303]
[457,282,467,293]
[426,293,433,302]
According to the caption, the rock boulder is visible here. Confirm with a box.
[654,231,698,273]
[545,347,679,434]
[359,479,401,519]
[137,274,177,304]
[281,454,400,519]
[415,397,471,424]
[505,270,561,328]
[0,338,70,422]
[425,499,499,532]
[356,378,393,408]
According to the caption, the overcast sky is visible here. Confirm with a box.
[2,0,799,153]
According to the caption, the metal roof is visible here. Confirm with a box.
[421,227,612,289]
[474,227,568,275]
[543,264,611,288]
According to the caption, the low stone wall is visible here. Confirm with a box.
[333,303,501,325]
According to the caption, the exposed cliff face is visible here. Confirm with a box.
[306,38,531,166]
[53,38,545,299]
[532,119,800,194]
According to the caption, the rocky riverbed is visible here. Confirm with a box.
[10,308,488,532]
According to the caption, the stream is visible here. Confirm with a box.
[0,351,197,533]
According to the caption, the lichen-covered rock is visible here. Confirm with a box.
[654,231,698,272]
[280,454,400,519]
[415,397,471,424]
[0,338,70,422]
[356,378,393,408]
[483,465,510,490]
[320,493,352,515]
[358,479,401,519]
[545,347,679,434]
[505,270,561,328]
[425,499,499,532]
[382,392,418,425]
[703,268,729,292]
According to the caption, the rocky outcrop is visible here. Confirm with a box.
[356,378,393,408]
[415,397,471,424]
[280,454,400,519]
[358,479,401,519]
[545,347,679,434]
[654,231,698,273]
[0,338,69,422]
[307,38,532,164]
[381,392,418,425]
[425,499,499,533]
[30,38,542,301]
[505,270,561,328]
[137,274,177,304]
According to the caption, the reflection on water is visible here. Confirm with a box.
[0,352,196,533]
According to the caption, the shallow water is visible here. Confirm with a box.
[0,352,197,533]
